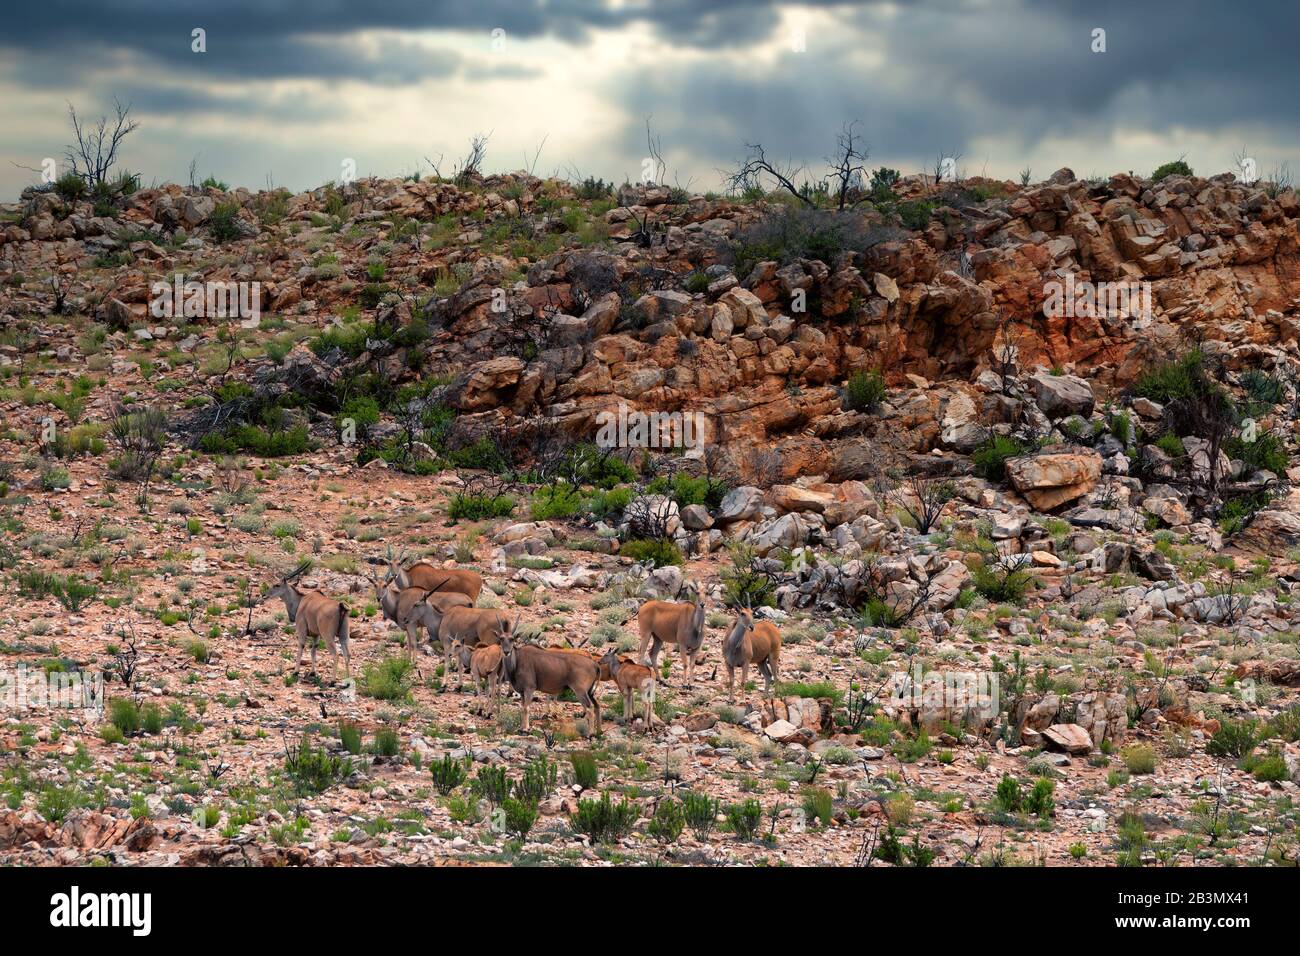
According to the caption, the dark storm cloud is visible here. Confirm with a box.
[614,0,1300,179]
[2,1,1299,199]
[2,0,865,67]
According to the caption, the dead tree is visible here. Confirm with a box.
[931,149,963,191]
[454,132,491,183]
[108,618,142,690]
[825,122,870,210]
[894,475,956,534]
[724,142,813,206]
[64,99,139,189]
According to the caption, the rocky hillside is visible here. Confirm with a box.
[0,165,1298,867]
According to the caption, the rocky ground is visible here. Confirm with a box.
[1,165,1298,867]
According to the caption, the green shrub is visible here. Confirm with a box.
[55,171,87,200]
[444,437,511,473]
[1134,349,1207,403]
[108,698,141,736]
[1225,432,1288,474]
[1154,432,1186,458]
[971,435,1025,482]
[682,791,719,841]
[99,724,125,744]
[647,797,686,844]
[37,784,81,823]
[1269,707,1300,743]
[1242,369,1284,406]
[994,774,1021,813]
[970,560,1034,604]
[569,751,599,789]
[1244,748,1289,783]
[893,729,932,763]
[1206,718,1260,758]
[509,755,556,806]
[684,271,710,294]
[729,206,902,278]
[1121,744,1157,774]
[845,369,887,412]
[720,542,777,608]
[619,537,683,567]
[141,703,163,735]
[502,796,539,839]
[361,655,414,701]
[53,575,97,612]
[284,736,352,795]
[1025,778,1055,817]
[801,787,834,828]
[430,753,469,795]
[897,198,937,230]
[339,721,362,755]
[199,423,312,457]
[531,485,583,521]
[472,765,510,806]
[371,726,400,757]
[725,799,763,840]
[448,491,515,522]
[208,201,244,243]
[651,472,727,509]
[774,680,840,703]
[570,791,637,843]
[1220,490,1273,535]
[1151,159,1193,182]
[585,486,635,521]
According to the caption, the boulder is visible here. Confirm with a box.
[716,485,765,524]
[1041,723,1094,755]
[1028,371,1095,419]
[1006,450,1102,510]
[770,484,833,514]
[1232,510,1300,555]
[679,504,713,530]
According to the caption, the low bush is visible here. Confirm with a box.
[971,435,1025,482]
[845,369,887,412]
[570,791,637,843]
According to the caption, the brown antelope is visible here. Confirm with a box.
[384,549,483,603]
[551,640,611,680]
[498,633,601,736]
[409,603,513,684]
[263,563,351,681]
[600,648,655,730]
[636,586,706,686]
[452,639,505,712]
[368,570,471,669]
[721,608,782,702]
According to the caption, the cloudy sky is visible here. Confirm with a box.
[2,0,1296,200]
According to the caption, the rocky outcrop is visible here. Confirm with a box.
[1006,450,1102,510]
